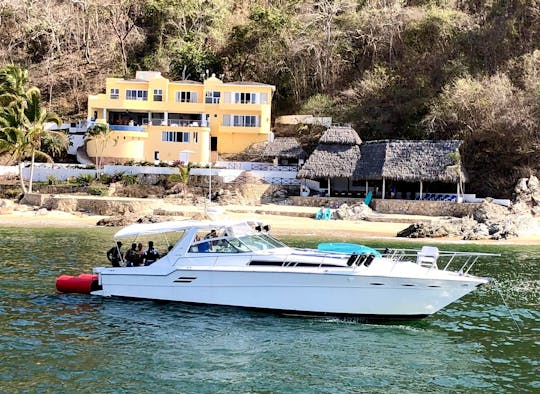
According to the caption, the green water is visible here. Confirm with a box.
[0,228,538,393]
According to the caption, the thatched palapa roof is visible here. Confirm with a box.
[297,126,362,179]
[319,126,362,145]
[355,140,466,183]
[262,137,307,159]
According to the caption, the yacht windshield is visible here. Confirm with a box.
[237,235,283,251]
[258,234,286,248]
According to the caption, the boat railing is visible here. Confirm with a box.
[381,248,500,274]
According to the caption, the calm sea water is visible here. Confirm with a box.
[0,227,538,393]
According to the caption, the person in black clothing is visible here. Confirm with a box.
[125,243,142,267]
[144,241,160,266]
[106,241,123,267]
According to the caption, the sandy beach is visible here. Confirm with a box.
[2,202,539,245]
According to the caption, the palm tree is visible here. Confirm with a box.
[0,64,65,193]
[0,64,29,107]
[23,88,65,192]
[0,106,32,193]
[85,123,114,175]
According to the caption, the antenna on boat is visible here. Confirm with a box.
[492,279,522,333]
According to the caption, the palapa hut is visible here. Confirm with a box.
[262,137,307,165]
[297,125,362,196]
[355,140,467,199]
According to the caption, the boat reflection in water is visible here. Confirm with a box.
[57,220,498,321]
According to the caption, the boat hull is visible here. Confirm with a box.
[92,267,486,318]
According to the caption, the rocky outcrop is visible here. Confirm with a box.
[512,175,540,217]
[96,216,133,227]
[0,199,14,214]
[398,176,540,240]
[335,202,373,220]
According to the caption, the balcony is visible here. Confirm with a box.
[141,118,208,127]
[109,124,145,132]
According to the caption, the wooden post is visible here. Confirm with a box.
[365,180,368,195]
[382,177,386,200]
[419,181,423,200]
[327,178,331,197]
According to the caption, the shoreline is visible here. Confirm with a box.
[2,203,539,245]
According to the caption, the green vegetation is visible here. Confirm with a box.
[0,1,538,196]
[0,64,66,193]
[85,123,114,175]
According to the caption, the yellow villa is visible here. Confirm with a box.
[86,71,275,164]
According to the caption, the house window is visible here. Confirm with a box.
[110,88,119,99]
[232,115,258,127]
[162,131,190,143]
[205,91,221,104]
[234,92,256,104]
[153,89,163,102]
[175,91,197,103]
[126,89,148,101]
[193,132,198,143]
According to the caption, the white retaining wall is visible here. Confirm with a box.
[20,164,181,182]
[190,167,300,185]
[0,166,19,176]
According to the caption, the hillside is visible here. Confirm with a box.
[0,0,539,197]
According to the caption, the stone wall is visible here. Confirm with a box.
[289,196,363,208]
[275,115,332,127]
[290,196,482,217]
[371,199,482,217]
[20,193,158,215]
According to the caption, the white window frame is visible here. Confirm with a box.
[234,92,257,104]
[228,115,258,127]
[153,89,163,102]
[161,131,190,143]
[175,91,197,103]
[110,88,119,99]
[205,91,221,104]
[126,89,148,101]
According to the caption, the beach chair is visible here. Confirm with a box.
[323,208,332,220]
[363,191,373,206]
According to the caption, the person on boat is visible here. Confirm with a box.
[125,243,142,267]
[204,229,217,239]
[106,241,124,267]
[136,242,144,260]
[143,241,160,266]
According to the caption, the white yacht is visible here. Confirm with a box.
[58,220,496,320]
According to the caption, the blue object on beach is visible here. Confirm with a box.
[315,208,332,220]
[363,191,373,206]
[323,208,332,220]
[317,242,381,257]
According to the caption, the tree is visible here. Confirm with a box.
[105,0,144,76]
[0,106,32,193]
[85,122,114,175]
[0,64,29,107]
[22,88,65,192]
[0,64,64,193]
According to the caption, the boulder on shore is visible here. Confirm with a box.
[335,202,373,220]
[398,176,540,240]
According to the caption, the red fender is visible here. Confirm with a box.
[56,274,100,294]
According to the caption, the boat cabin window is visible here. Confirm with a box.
[187,229,285,253]
[236,235,280,251]
[188,238,240,253]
